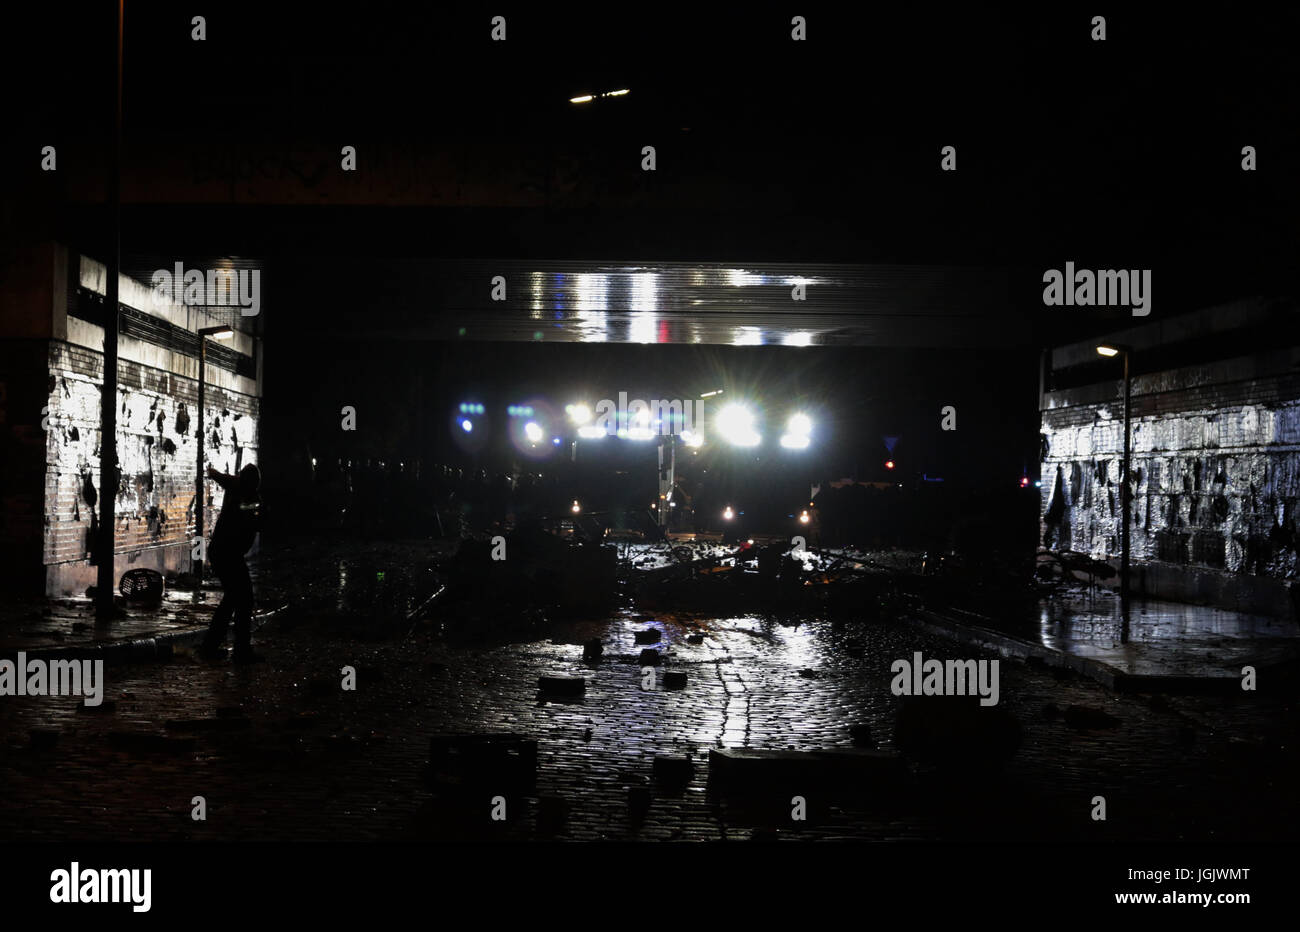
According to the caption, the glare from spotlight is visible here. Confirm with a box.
[524,421,543,443]
[723,506,735,521]
[571,500,581,514]
[460,419,473,433]
[717,404,761,447]
[567,403,592,425]
[578,425,607,439]
[799,510,810,524]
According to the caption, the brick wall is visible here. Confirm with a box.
[43,340,259,592]
[1041,350,1300,604]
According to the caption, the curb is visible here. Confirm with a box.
[0,605,288,666]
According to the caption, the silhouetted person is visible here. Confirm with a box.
[198,463,263,663]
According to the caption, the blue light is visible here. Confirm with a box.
[552,437,561,445]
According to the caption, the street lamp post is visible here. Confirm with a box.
[95,0,125,621]
[195,325,234,583]
[1097,344,1132,609]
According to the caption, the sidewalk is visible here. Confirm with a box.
[0,537,444,661]
[908,587,1300,693]
[0,588,286,662]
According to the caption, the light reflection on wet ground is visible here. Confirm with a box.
[3,540,1299,841]
[1035,594,1300,677]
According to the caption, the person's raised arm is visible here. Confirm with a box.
[207,466,237,490]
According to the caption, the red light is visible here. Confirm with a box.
[1020,477,1029,487]
[885,460,895,470]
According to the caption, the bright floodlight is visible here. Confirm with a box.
[723,506,735,521]
[780,412,812,449]
[460,419,473,433]
[578,425,606,439]
[524,421,544,443]
[799,510,811,524]
[570,94,594,104]
[681,429,704,448]
[627,408,655,441]
[717,404,760,447]
[1096,345,1120,357]
[571,500,581,514]
[567,403,592,425]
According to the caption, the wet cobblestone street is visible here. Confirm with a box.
[3,596,1296,842]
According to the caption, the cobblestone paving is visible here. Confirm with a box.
[1,605,1296,842]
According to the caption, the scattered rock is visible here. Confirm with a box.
[708,747,907,794]
[685,634,705,645]
[638,648,661,666]
[634,628,662,645]
[663,671,688,690]
[538,676,585,697]
[582,638,603,662]
[845,645,866,659]
[653,755,695,786]
[798,668,820,679]
[849,724,874,747]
